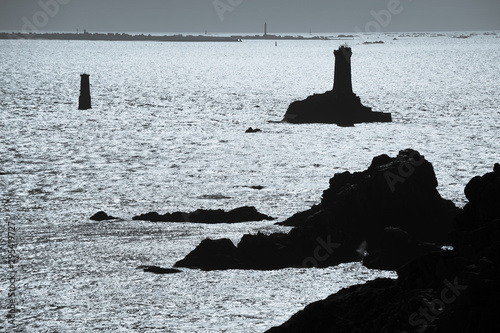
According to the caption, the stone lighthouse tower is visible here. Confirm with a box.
[333,45,353,95]
[78,74,91,110]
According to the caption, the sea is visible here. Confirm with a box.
[1,31,499,332]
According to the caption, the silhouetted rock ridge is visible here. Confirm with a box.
[133,206,274,224]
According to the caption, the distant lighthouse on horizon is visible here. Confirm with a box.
[264,22,267,36]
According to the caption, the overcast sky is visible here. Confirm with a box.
[1,0,499,34]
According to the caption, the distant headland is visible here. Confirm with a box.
[0,30,343,43]
[0,31,243,42]
[0,24,353,42]
[0,31,341,43]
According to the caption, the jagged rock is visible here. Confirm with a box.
[133,211,186,222]
[279,149,458,245]
[173,234,292,270]
[174,221,358,271]
[283,46,391,125]
[133,206,274,224]
[90,211,118,221]
[174,239,242,270]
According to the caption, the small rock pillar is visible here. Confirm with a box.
[78,74,91,110]
[333,46,353,95]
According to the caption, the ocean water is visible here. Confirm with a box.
[1,32,499,332]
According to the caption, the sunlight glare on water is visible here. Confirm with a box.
[1,33,499,332]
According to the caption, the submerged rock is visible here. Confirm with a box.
[283,46,391,125]
[133,206,274,224]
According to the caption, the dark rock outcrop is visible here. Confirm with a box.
[175,150,458,271]
[285,150,456,238]
[133,206,274,224]
[451,163,500,258]
[362,227,442,271]
[245,127,262,133]
[249,185,265,190]
[283,46,391,125]
[279,148,457,249]
[174,239,242,270]
[138,266,182,274]
[174,232,333,271]
[266,278,405,333]
[90,211,118,221]
[284,90,391,125]
[266,164,500,333]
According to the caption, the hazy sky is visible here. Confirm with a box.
[1,0,499,34]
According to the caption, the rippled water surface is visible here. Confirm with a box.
[1,32,500,332]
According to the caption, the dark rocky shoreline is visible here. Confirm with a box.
[265,161,500,332]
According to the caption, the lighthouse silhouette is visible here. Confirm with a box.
[333,45,353,95]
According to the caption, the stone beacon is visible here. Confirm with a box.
[283,45,392,126]
[78,74,91,110]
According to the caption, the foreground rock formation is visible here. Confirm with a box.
[266,164,500,332]
[175,149,457,271]
[283,46,392,125]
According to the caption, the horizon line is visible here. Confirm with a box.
[1,29,499,35]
